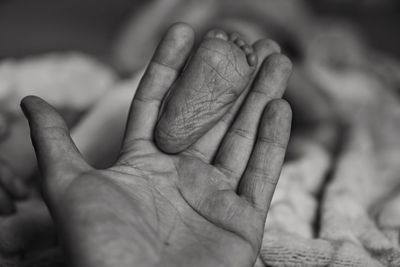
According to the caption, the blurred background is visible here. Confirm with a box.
[1,0,399,64]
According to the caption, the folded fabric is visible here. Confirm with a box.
[0,52,116,115]
[259,28,400,266]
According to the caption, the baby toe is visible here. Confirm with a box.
[235,38,246,47]
[206,29,228,41]
[232,36,258,67]
[246,53,258,67]
[240,44,257,66]
[242,44,253,54]
[229,32,240,42]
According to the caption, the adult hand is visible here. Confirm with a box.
[21,23,292,267]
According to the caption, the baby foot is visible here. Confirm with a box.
[155,29,257,153]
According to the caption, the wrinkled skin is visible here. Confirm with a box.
[46,141,267,267]
[21,23,292,267]
[155,30,257,154]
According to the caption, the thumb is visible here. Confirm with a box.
[20,96,91,190]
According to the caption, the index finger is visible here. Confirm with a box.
[121,23,195,151]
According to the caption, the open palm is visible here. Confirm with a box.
[21,23,292,267]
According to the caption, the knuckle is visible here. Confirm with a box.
[229,127,255,141]
[248,166,278,186]
[258,136,287,150]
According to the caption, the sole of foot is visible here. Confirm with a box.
[155,28,257,154]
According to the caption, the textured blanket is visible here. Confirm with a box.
[260,26,400,266]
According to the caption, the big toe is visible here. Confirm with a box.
[205,28,229,41]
